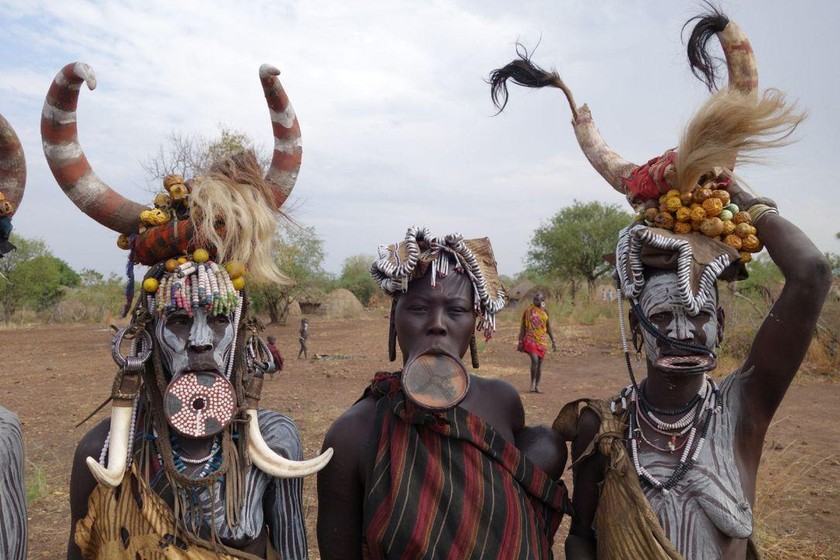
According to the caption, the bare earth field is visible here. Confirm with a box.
[2,311,838,558]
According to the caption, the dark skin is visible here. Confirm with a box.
[317,270,566,559]
[67,309,274,559]
[565,183,832,559]
[518,292,556,392]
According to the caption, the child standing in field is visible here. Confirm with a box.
[298,318,309,359]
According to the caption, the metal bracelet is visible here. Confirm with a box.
[746,203,779,225]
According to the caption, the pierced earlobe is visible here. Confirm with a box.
[388,300,397,362]
[470,334,479,369]
[632,330,643,362]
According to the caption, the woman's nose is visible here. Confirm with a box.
[668,313,695,341]
[189,314,215,351]
[427,308,447,335]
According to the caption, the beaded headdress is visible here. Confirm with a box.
[370,226,507,339]
[41,61,332,521]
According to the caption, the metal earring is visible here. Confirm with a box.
[470,334,479,369]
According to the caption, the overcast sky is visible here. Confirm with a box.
[1,0,838,278]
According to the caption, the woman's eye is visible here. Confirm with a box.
[210,315,231,325]
[167,314,190,326]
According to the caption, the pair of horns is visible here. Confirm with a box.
[41,62,302,234]
[87,405,333,488]
[0,114,26,216]
[571,17,757,195]
[490,14,757,198]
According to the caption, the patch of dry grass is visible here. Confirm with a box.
[753,439,837,559]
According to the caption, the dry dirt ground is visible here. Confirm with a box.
[1,311,838,558]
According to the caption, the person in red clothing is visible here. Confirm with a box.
[266,335,284,376]
[518,293,556,393]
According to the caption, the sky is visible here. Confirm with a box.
[1,0,838,278]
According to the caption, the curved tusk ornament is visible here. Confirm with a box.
[245,409,333,477]
[85,404,132,488]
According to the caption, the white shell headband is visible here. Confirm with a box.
[370,226,507,338]
[616,223,742,316]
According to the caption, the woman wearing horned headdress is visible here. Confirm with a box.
[42,62,332,559]
[490,9,830,559]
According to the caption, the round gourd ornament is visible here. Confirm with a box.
[143,277,160,293]
[193,248,210,263]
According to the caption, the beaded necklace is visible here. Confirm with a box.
[168,434,222,479]
[626,377,721,494]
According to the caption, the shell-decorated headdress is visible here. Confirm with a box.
[371,226,507,339]
[616,223,744,317]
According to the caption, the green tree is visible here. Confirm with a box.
[249,222,330,324]
[0,234,80,320]
[339,254,377,306]
[527,200,633,293]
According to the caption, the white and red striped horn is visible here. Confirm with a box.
[41,63,146,235]
[260,64,302,209]
[0,114,26,215]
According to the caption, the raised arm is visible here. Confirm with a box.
[727,184,831,436]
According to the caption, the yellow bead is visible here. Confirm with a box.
[143,278,160,293]
[193,248,210,263]
[225,260,246,279]
[232,276,246,291]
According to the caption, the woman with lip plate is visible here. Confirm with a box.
[489,8,831,557]
[555,183,830,559]
[317,227,569,560]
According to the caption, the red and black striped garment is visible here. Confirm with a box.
[362,373,566,559]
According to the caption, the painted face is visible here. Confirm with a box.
[155,307,236,378]
[637,272,718,363]
[394,270,476,365]
[533,293,545,307]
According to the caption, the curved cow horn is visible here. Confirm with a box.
[259,64,302,210]
[687,12,758,96]
[85,404,132,488]
[245,409,333,478]
[571,105,638,195]
[0,114,26,215]
[489,50,638,196]
[41,63,146,235]
[718,20,758,96]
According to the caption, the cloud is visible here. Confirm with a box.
[1,0,838,279]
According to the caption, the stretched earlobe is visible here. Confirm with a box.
[716,307,726,346]
[470,334,479,369]
[388,299,397,362]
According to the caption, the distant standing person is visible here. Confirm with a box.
[298,318,309,359]
[518,293,556,393]
[266,335,284,376]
